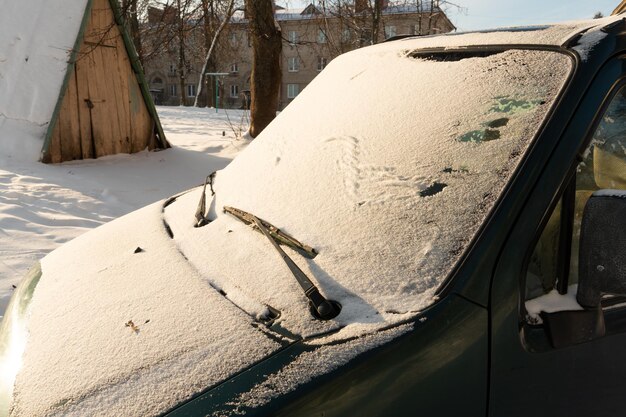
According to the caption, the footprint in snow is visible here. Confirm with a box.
[324,136,431,208]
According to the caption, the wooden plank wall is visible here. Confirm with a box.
[46,0,155,163]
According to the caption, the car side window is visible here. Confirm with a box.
[570,89,626,283]
[523,84,626,329]
[525,199,561,301]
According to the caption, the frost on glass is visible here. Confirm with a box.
[165,48,573,341]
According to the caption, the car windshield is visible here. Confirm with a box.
[165,45,573,340]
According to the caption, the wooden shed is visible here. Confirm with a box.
[41,0,168,163]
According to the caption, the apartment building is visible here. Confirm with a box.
[144,2,455,109]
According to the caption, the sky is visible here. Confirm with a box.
[285,0,621,32]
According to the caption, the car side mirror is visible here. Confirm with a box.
[577,190,626,308]
[542,191,625,349]
[530,191,626,349]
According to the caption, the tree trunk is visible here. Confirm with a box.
[427,0,434,34]
[199,0,214,107]
[121,0,143,65]
[129,0,143,64]
[371,0,380,44]
[177,0,187,106]
[247,0,282,138]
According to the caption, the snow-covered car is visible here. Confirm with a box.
[2,16,626,417]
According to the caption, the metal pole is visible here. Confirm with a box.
[205,73,229,114]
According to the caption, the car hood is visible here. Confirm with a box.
[9,200,284,417]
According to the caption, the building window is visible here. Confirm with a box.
[187,84,196,97]
[360,29,372,45]
[317,29,327,44]
[384,25,396,39]
[169,64,177,76]
[152,77,163,85]
[287,83,299,99]
[288,57,300,72]
[229,32,237,43]
[317,56,327,71]
[288,30,298,44]
[341,28,351,43]
[230,85,239,98]
[169,84,177,96]
[230,62,239,73]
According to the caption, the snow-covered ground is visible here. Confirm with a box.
[0,106,250,316]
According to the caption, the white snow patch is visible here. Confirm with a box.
[0,107,250,316]
[525,285,583,323]
[593,189,626,198]
[572,27,609,61]
[11,200,279,417]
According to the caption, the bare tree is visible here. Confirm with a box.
[315,0,449,52]
[369,0,385,45]
[121,0,144,63]
[200,0,217,106]
[176,0,188,105]
[194,0,237,107]
[140,0,204,105]
[141,0,246,106]
[247,0,282,137]
[316,0,387,47]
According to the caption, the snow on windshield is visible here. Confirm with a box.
[165,45,572,341]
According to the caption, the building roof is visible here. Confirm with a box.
[232,2,447,23]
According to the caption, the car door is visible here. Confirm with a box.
[489,56,626,416]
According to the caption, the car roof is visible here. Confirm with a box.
[380,15,624,52]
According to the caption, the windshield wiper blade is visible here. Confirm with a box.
[223,206,318,259]
[195,172,216,227]
[225,207,340,320]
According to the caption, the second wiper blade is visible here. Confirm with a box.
[223,206,318,259]
[195,172,216,227]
